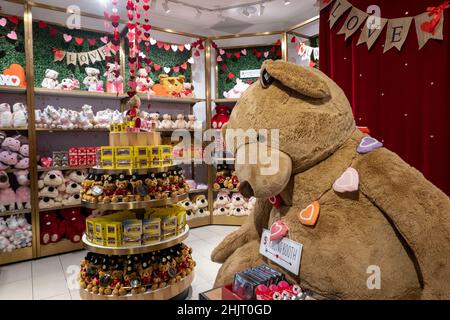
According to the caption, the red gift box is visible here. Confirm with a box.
[69,156,78,167]
[87,147,97,156]
[221,284,243,300]
[68,148,78,156]
[78,147,88,156]
[86,155,96,166]
[78,157,87,166]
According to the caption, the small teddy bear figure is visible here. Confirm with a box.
[181,82,195,98]
[194,194,209,217]
[12,103,27,128]
[136,68,155,94]
[174,114,187,129]
[41,69,60,89]
[0,103,13,128]
[83,67,104,92]
[104,63,124,94]
[0,171,16,212]
[149,112,160,129]
[229,192,247,216]
[160,114,175,130]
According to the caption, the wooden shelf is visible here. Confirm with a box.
[39,239,84,258]
[37,165,93,172]
[39,205,81,212]
[0,247,33,266]
[79,271,194,300]
[0,127,29,131]
[187,216,210,228]
[213,98,238,104]
[188,189,208,194]
[214,188,240,193]
[0,208,32,217]
[34,88,124,100]
[82,225,189,255]
[0,86,26,94]
[36,127,109,132]
[137,94,205,104]
[211,215,248,226]
[90,164,178,175]
[81,193,188,210]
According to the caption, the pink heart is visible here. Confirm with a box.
[219,49,225,56]
[264,51,269,58]
[88,38,96,46]
[0,18,7,27]
[7,31,17,41]
[100,36,108,44]
[333,167,359,193]
[217,56,223,62]
[269,220,289,241]
[241,49,247,55]
[173,66,180,72]
[63,34,72,42]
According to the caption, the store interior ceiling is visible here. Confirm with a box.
[0,0,320,39]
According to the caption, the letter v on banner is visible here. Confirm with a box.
[357,17,388,50]
[329,0,352,28]
[337,6,369,40]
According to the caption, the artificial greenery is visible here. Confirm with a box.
[0,16,25,74]
[217,46,279,98]
[32,22,116,88]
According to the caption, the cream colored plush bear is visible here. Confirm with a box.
[41,69,60,89]
[83,67,103,92]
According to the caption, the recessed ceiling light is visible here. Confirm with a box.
[239,6,257,17]
[163,0,170,13]
[284,0,291,5]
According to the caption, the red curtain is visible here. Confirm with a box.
[319,0,450,195]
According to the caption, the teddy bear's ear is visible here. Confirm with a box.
[261,60,331,99]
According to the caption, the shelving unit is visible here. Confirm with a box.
[0,209,32,218]
[34,87,125,100]
[37,165,93,172]
[0,85,26,94]
[39,240,84,258]
[211,215,248,226]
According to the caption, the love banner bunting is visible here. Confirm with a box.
[53,43,117,66]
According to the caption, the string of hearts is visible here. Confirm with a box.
[0,16,19,41]
[319,0,450,52]
[290,36,320,62]
[216,41,282,63]
[37,20,110,46]
[140,55,195,74]
[148,38,205,57]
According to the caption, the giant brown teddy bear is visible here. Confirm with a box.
[211,60,450,300]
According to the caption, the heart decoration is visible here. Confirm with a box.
[164,67,171,74]
[226,53,232,59]
[275,39,281,46]
[127,22,136,30]
[8,16,19,25]
[153,64,161,71]
[185,43,191,51]
[142,24,151,31]
[38,20,47,29]
[164,43,171,51]
[298,201,320,226]
[309,61,316,68]
[228,72,235,80]
[63,34,72,42]
[194,50,201,57]
[49,27,58,37]
[178,45,185,52]
[157,42,164,49]
[143,4,150,11]
[100,36,109,44]
[291,36,297,43]
[75,37,84,45]
[127,13,134,20]
[276,50,282,57]
[0,18,6,27]
[110,44,120,53]
[180,63,188,70]
[144,32,151,39]
[219,49,225,56]
[88,38,96,46]
[357,137,383,154]
[188,57,195,64]
[256,51,263,58]
[171,45,178,52]
[270,46,276,53]
[333,168,359,193]
[234,52,240,59]
[127,32,135,42]
[221,64,228,72]
[264,51,269,58]
[421,20,439,35]
[128,56,137,64]
[53,49,65,61]
[217,56,223,62]
[269,220,289,241]
[6,31,17,41]
[150,38,157,45]
[241,49,247,55]
[173,66,180,72]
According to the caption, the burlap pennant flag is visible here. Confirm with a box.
[98,44,112,60]
[329,0,352,28]
[66,52,77,65]
[88,49,102,64]
[337,6,369,40]
[53,49,66,62]
[384,17,413,53]
[78,52,89,66]
[357,17,388,49]
[415,11,445,50]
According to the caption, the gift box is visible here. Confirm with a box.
[68,148,78,156]
[86,155,96,166]
[69,155,78,167]
[87,147,97,156]
[115,146,133,159]
[78,156,87,166]
[78,147,88,156]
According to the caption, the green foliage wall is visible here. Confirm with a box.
[0,16,25,74]
[33,22,117,88]
[217,46,280,98]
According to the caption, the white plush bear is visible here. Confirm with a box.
[58,108,73,130]
[136,68,154,94]
[160,114,175,129]
[112,110,123,124]
[43,105,60,128]
[181,82,194,98]
[41,69,60,89]
[174,114,187,129]
[69,110,80,128]
[223,78,250,99]
[178,199,196,221]
[214,191,231,209]
[149,113,160,129]
[83,67,103,92]
[35,109,44,128]
[0,103,13,127]
[95,109,114,128]
[187,114,202,130]
[81,104,95,124]
[104,63,124,94]
[194,195,209,217]
[12,103,27,128]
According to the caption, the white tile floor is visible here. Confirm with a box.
[0,225,238,300]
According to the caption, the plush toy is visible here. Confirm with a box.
[214,191,230,209]
[12,103,27,128]
[61,208,85,243]
[43,105,61,129]
[0,149,18,170]
[104,63,124,94]
[213,205,229,216]
[66,170,86,184]
[223,78,250,99]
[41,69,60,89]
[14,170,31,210]
[125,95,142,128]
[174,114,187,129]
[181,82,194,98]
[178,199,196,221]
[2,136,20,152]
[0,103,13,127]
[149,112,161,129]
[136,68,154,94]
[229,192,247,216]
[94,109,113,128]
[246,196,256,215]
[160,114,175,130]
[0,171,15,212]
[211,60,450,300]
[40,212,64,244]
[158,74,185,96]
[211,106,231,129]
[59,78,79,90]
[83,67,103,92]
[69,110,80,128]
[38,170,65,190]
[39,197,56,209]
[63,194,81,206]
[151,84,169,97]
[193,194,209,217]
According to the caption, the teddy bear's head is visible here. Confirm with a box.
[41,170,64,187]
[0,103,11,113]
[150,113,160,121]
[2,137,21,152]
[158,74,185,94]
[14,170,30,186]
[85,67,100,77]
[0,150,18,166]
[12,103,26,113]
[137,68,148,77]
[188,114,196,121]
[176,114,184,121]
[225,60,355,198]
[215,106,230,115]
[45,69,59,80]
[163,114,171,121]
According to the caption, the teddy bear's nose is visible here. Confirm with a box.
[49,174,56,179]
[236,197,241,201]
[71,183,77,188]
[49,187,54,192]
[74,194,80,199]
[219,197,224,200]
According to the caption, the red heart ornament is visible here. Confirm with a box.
[275,39,281,46]
[75,37,84,45]
[256,51,262,58]
[221,64,228,72]
[127,22,136,30]
[49,27,58,37]
[269,220,289,241]
[226,53,232,59]
[228,72,235,79]
[173,66,180,72]
[421,20,439,35]
[164,43,170,51]
[194,50,201,57]
[153,64,161,71]
[180,63,188,70]
[100,36,108,44]
[143,24,151,31]
[291,36,297,43]
[178,45,185,52]
[8,16,19,25]
[143,4,150,10]
[88,38,96,46]
[234,52,240,59]
[38,21,47,29]
[157,42,164,49]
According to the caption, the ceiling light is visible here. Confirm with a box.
[163,0,170,13]
[258,3,265,16]
[284,0,291,5]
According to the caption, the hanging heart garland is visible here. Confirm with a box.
[0,18,7,27]
[6,31,17,41]
[63,34,72,42]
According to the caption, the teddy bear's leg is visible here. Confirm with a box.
[213,240,265,288]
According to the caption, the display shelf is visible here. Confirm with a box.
[0,127,29,131]
[39,204,81,212]
[39,239,84,257]
[34,87,125,100]
[36,127,109,132]
[78,271,194,300]
[82,225,190,255]
[213,98,238,104]
[5,167,30,173]
[137,94,205,104]
[37,165,93,172]
[187,216,210,228]
[188,188,208,194]
[0,247,33,266]
[214,188,240,193]
[0,86,26,94]
[0,208,32,217]
[81,193,189,210]
[90,165,178,175]
[211,215,248,226]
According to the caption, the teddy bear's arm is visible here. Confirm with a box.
[355,148,450,299]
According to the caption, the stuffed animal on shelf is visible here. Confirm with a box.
[83,67,104,92]
[193,194,209,217]
[104,63,124,94]
[41,69,60,89]
[213,205,229,216]
[136,68,154,94]
[0,149,18,170]
[66,170,87,184]
[60,208,85,243]
[12,103,27,128]
[223,78,250,99]
[0,171,15,212]
[94,109,114,128]
[229,192,247,216]
[14,170,31,210]
[0,103,13,128]
[214,191,230,210]
[149,113,161,129]
[43,105,60,129]
[125,95,142,129]
[181,82,194,98]
[0,215,31,252]
[40,212,64,245]
[174,114,187,129]
[158,74,185,96]
[3,64,26,87]
[160,114,175,130]
[59,77,79,91]
[178,199,196,221]
[211,106,231,129]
